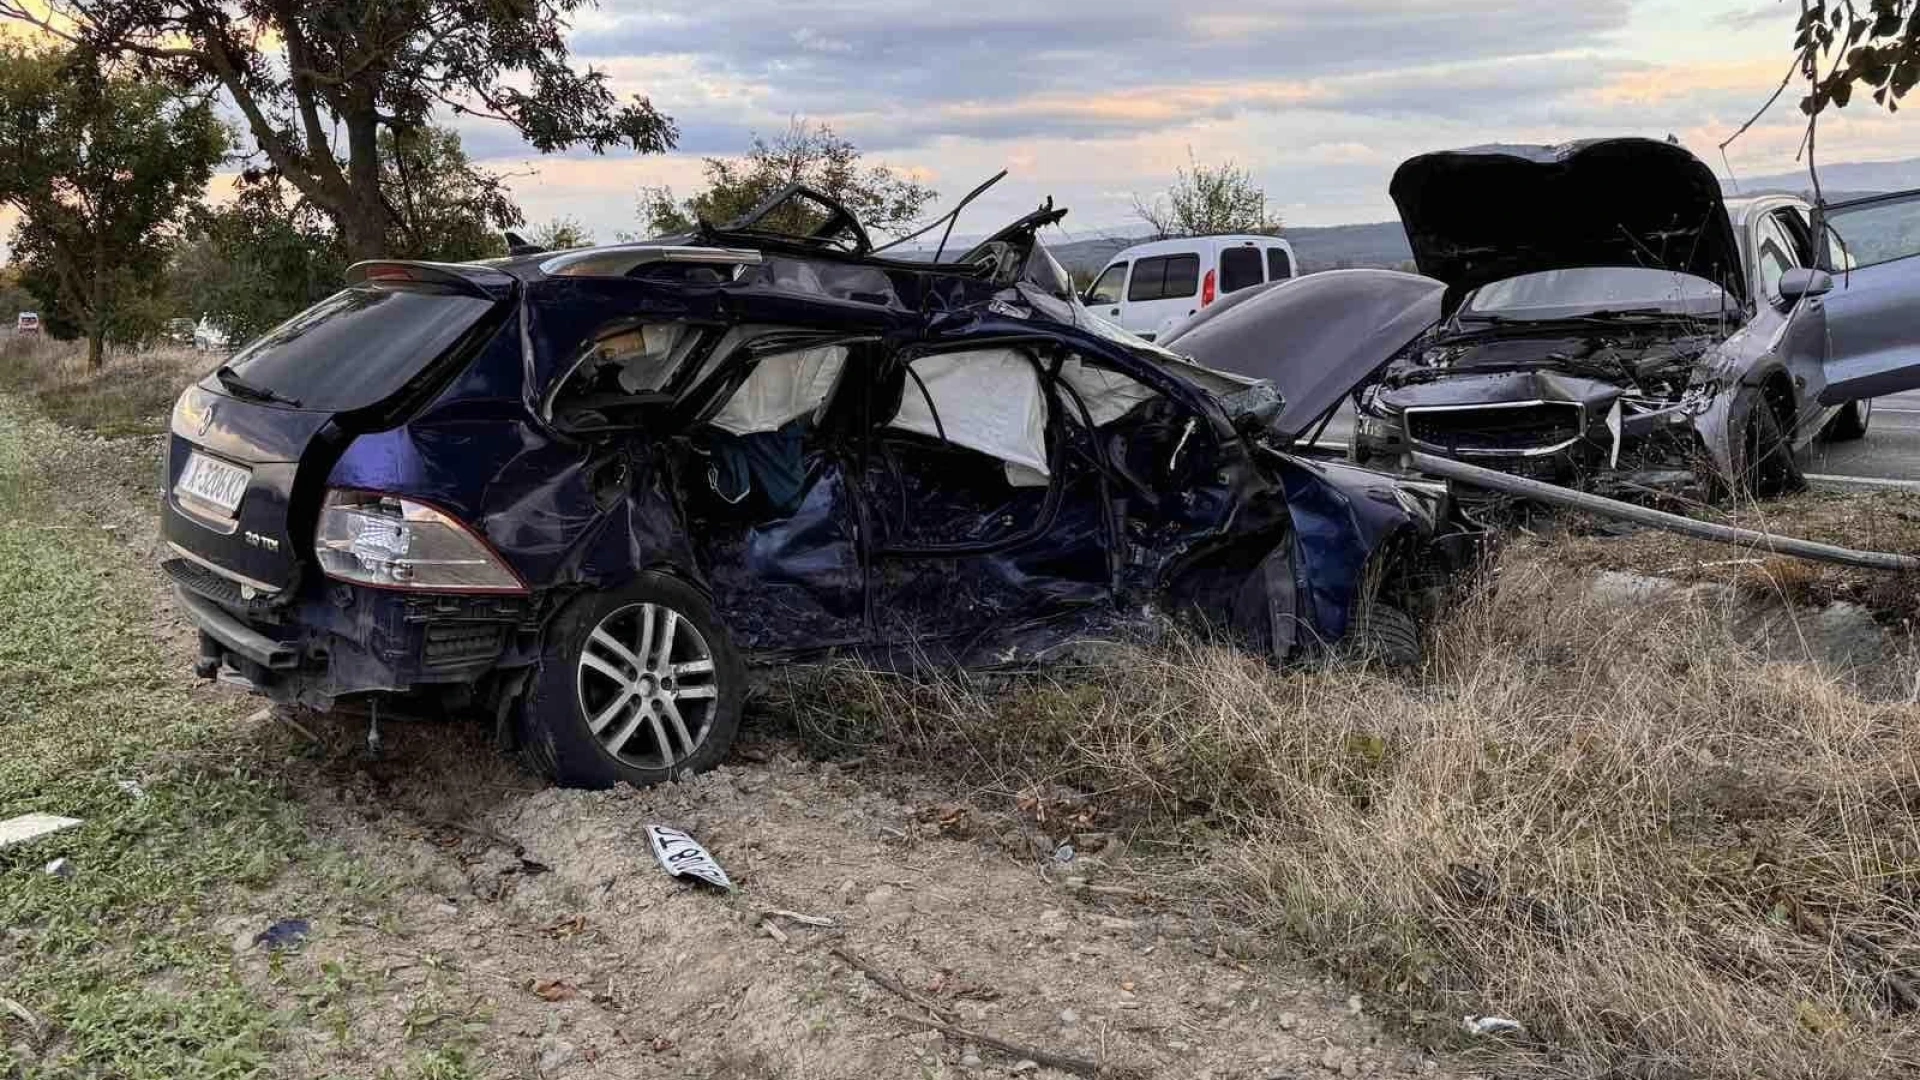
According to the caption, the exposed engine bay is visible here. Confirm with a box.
[1354,321,1728,496]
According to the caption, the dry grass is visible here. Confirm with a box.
[0,335,209,436]
[772,549,1920,1079]
[1544,490,1920,625]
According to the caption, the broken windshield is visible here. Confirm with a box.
[1461,267,1727,322]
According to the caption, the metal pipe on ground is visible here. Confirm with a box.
[1407,451,1920,573]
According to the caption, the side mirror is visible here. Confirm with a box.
[1777,267,1833,305]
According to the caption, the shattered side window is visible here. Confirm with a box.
[546,322,707,424]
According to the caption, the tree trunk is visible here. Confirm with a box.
[340,104,389,262]
[86,329,104,370]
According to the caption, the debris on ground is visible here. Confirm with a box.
[0,812,81,849]
[646,824,732,890]
[253,918,311,951]
[42,857,71,879]
[1463,1015,1524,1037]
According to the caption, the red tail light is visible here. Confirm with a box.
[1201,269,1216,307]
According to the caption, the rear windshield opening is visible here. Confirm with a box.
[215,284,499,411]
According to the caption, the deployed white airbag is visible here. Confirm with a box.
[1056,355,1156,426]
[889,348,1049,477]
[708,345,848,435]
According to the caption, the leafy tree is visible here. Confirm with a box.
[638,121,935,238]
[176,124,512,340]
[173,178,345,343]
[1,0,676,261]
[1796,1,1920,115]
[1132,152,1281,239]
[0,45,224,367]
[382,126,520,262]
[529,215,593,250]
[0,265,32,322]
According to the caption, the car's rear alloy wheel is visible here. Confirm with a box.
[575,602,718,770]
[1825,398,1871,442]
[520,573,743,788]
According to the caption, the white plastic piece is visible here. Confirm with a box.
[1462,1015,1524,1037]
[708,345,848,435]
[0,813,82,849]
[647,824,733,890]
[890,348,1050,476]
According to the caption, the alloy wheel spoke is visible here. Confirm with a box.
[655,610,679,671]
[661,697,698,758]
[588,627,643,678]
[634,603,656,675]
[646,709,675,762]
[670,658,714,678]
[579,651,632,688]
[670,683,717,702]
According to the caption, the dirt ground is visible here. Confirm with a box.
[20,411,1465,1077]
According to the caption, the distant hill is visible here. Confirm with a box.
[1727,156,1920,198]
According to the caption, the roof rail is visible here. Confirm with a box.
[537,245,764,279]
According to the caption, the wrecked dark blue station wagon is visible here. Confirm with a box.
[161,188,1479,788]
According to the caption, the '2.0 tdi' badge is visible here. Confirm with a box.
[243,531,279,553]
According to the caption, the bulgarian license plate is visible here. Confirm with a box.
[176,451,251,515]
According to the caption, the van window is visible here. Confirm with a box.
[1127,254,1200,301]
[1086,263,1128,305]
[1267,247,1293,280]
[1219,247,1264,294]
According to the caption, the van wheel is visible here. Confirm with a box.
[519,573,744,789]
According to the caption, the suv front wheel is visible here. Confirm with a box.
[519,573,744,788]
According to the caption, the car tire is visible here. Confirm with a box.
[518,572,744,789]
[1344,602,1421,669]
[1824,398,1871,442]
[1738,396,1805,499]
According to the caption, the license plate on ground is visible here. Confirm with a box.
[176,451,251,515]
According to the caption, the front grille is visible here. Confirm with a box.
[161,558,284,622]
[1404,402,1584,455]
[423,622,505,669]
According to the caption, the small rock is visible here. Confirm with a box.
[1012,1061,1040,1075]
[43,857,72,879]
[1058,1008,1078,1025]
[537,1037,577,1071]
[1320,1046,1345,1072]
[961,1052,983,1068]
[1346,994,1363,1015]
[1053,843,1076,864]
[1277,1012,1298,1031]
[435,902,460,917]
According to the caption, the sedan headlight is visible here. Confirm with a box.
[315,490,525,593]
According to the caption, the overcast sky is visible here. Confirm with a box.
[4,0,1918,251]
[465,0,1920,242]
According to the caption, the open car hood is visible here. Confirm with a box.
[1390,138,1747,311]
[1157,269,1445,442]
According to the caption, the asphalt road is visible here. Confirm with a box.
[1312,392,1920,490]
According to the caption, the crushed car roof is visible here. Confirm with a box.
[1389,138,1747,311]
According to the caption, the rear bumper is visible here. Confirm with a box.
[165,559,539,707]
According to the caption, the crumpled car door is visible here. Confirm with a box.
[1814,189,1920,403]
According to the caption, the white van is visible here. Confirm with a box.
[1081,235,1297,340]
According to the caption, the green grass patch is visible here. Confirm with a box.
[0,414,307,1077]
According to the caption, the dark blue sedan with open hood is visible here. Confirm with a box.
[160,185,1480,787]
